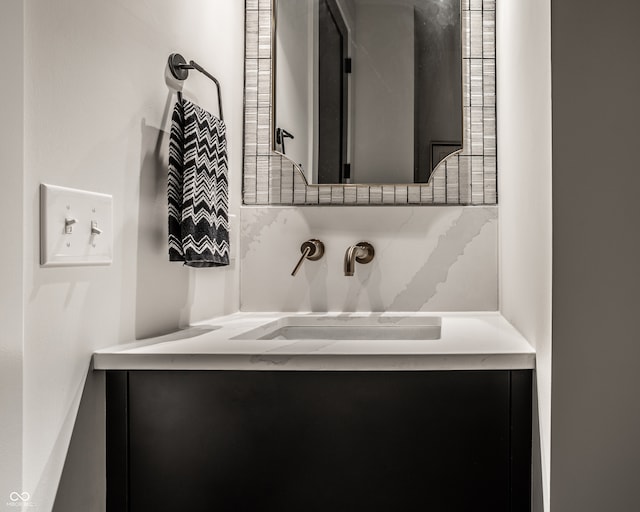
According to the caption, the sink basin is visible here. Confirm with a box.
[260,325,440,340]
[233,315,441,341]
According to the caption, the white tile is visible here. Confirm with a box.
[470,59,484,106]
[483,108,496,156]
[256,156,270,204]
[470,12,483,59]
[471,107,484,155]
[462,106,472,155]
[331,186,345,204]
[319,186,332,204]
[395,186,408,204]
[369,186,383,204]
[257,58,271,109]
[459,156,472,204]
[244,108,258,152]
[471,156,485,205]
[293,171,307,203]
[382,186,395,204]
[432,166,447,203]
[356,186,370,203]
[344,186,357,204]
[245,12,259,60]
[267,156,281,204]
[420,184,433,203]
[244,59,258,108]
[462,12,471,59]
[258,11,271,59]
[408,185,421,203]
[280,160,293,203]
[483,59,496,108]
[306,186,319,204]
[446,157,460,204]
[483,11,496,59]
[463,59,471,107]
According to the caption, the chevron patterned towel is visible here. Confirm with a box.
[168,98,229,267]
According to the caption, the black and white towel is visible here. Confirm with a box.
[168,98,229,267]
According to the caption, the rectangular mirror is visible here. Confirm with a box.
[243,0,496,206]
[274,0,462,185]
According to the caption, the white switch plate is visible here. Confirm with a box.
[40,183,113,267]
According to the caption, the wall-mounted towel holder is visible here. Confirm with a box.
[168,53,224,121]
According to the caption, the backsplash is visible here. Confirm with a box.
[243,0,497,205]
[240,206,498,311]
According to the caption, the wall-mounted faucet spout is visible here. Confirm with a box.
[344,242,375,276]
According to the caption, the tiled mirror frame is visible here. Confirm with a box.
[243,0,497,206]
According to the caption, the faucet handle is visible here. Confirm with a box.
[291,239,325,276]
[354,241,374,264]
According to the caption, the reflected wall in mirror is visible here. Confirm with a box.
[243,0,497,206]
[275,0,462,185]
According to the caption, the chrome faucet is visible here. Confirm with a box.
[344,242,374,276]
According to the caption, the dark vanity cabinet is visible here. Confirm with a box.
[106,370,532,512]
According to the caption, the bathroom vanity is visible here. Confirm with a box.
[95,313,534,512]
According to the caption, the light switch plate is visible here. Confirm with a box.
[40,183,113,267]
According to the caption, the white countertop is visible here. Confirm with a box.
[93,312,535,371]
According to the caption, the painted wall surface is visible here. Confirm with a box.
[352,1,414,183]
[275,0,312,178]
[0,0,25,506]
[551,0,640,510]
[240,206,498,312]
[496,0,552,510]
[21,1,243,510]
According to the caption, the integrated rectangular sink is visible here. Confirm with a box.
[233,315,441,341]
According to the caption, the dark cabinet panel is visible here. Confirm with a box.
[107,370,531,512]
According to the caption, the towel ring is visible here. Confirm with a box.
[168,53,224,121]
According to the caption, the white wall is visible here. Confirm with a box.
[0,0,25,505]
[19,1,243,510]
[352,0,414,183]
[275,0,312,177]
[496,1,552,511]
[551,0,640,510]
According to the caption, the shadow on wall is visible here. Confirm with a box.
[52,365,105,512]
[135,99,194,339]
[54,94,196,511]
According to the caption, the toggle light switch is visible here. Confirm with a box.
[40,184,113,267]
[90,221,103,236]
[64,217,78,234]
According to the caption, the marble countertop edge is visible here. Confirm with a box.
[93,352,535,371]
[93,312,535,371]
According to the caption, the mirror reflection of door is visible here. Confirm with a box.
[414,4,462,182]
[318,0,349,184]
[274,0,463,185]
